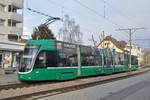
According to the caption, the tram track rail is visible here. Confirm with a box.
[0,81,58,91]
[0,68,149,100]
[0,76,103,91]
[25,69,150,100]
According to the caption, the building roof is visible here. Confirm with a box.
[97,36,129,53]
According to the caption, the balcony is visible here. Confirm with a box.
[8,0,23,9]
[8,27,23,35]
[0,11,23,22]
[0,26,23,35]
[8,12,23,22]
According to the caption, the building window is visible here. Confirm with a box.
[137,47,140,51]
[8,19,22,28]
[8,5,17,12]
[8,19,16,27]
[8,34,19,41]
[0,19,5,26]
[131,55,138,65]
[0,4,5,12]
[8,5,22,13]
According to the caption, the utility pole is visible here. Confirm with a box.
[116,27,146,70]
[134,38,150,41]
[102,31,105,48]
[104,0,106,18]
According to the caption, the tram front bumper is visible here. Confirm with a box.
[18,73,35,81]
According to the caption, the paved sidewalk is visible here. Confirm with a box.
[0,74,19,85]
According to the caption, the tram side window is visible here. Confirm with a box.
[94,49,102,66]
[94,54,102,66]
[124,54,129,66]
[81,47,102,66]
[46,51,57,67]
[115,52,119,65]
[118,53,124,65]
[34,51,57,68]
[57,49,78,67]
[104,49,113,67]
[34,51,46,68]
[105,56,112,67]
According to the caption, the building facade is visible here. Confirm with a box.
[0,0,23,41]
[125,43,143,66]
[0,0,24,74]
[97,36,129,53]
[143,48,150,67]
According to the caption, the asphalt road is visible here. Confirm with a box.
[38,71,150,100]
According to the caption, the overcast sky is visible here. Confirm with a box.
[23,0,150,48]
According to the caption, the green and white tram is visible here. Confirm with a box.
[18,39,138,81]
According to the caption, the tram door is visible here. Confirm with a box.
[104,49,113,68]
[34,51,57,80]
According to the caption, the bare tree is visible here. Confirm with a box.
[58,15,83,43]
[88,34,98,47]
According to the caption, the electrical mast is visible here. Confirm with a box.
[102,31,105,48]
[116,27,146,70]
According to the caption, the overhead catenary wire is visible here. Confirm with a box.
[46,0,105,36]
[73,0,130,40]
[25,0,128,41]
[24,4,62,39]
[47,0,127,40]
[47,0,128,42]
[25,0,131,42]
[73,0,129,41]
[46,0,103,28]
[102,0,145,27]
[25,0,98,43]
[27,8,54,18]
[100,0,149,40]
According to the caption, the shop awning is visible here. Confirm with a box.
[0,41,25,52]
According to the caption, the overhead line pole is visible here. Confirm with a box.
[116,27,146,70]
[133,39,150,41]
[104,0,106,18]
[102,31,105,48]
